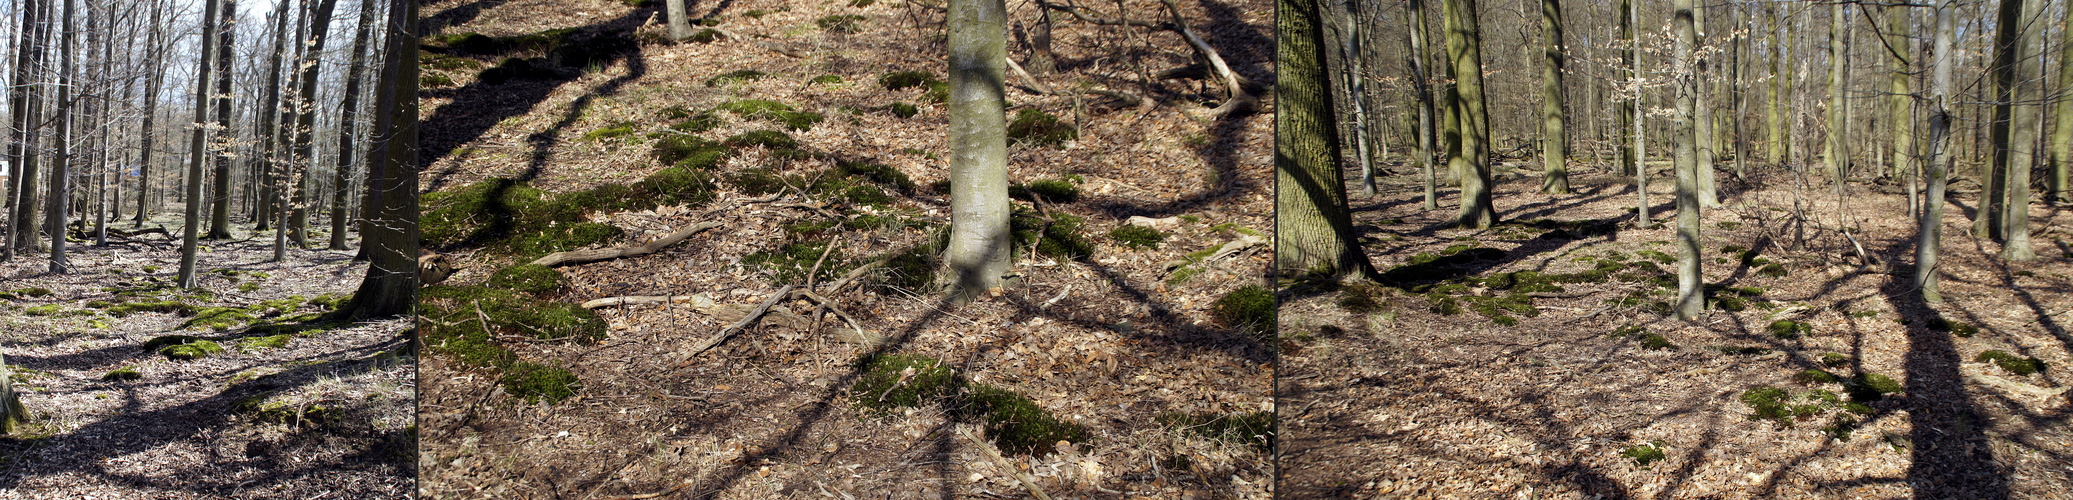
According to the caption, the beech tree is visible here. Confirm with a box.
[1670,0,1700,319]
[45,0,77,274]
[332,0,381,250]
[1277,0,1377,279]
[1918,0,1955,303]
[339,0,419,319]
[180,0,226,288]
[1444,0,1494,228]
[1539,0,1568,195]
[943,0,1010,299]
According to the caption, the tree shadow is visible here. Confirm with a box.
[1882,278,2010,499]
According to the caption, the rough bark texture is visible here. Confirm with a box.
[666,0,692,40]
[1276,0,1375,279]
[1768,8,1786,165]
[1998,0,2039,261]
[6,0,48,260]
[332,0,380,250]
[1409,0,1437,210]
[1888,5,1913,185]
[1918,0,1954,303]
[1539,0,1568,194]
[206,0,237,240]
[2053,6,2073,205]
[1628,0,1646,221]
[1445,0,1494,228]
[0,353,25,434]
[343,0,419,319]
[46,0,76,274]
[1671,0,1701,319]
[180,0,224,288]
[944,0,1010,299]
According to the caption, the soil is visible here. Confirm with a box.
[1278,160,2073,499]
[0,219,416,499]
[413,0,1276,498]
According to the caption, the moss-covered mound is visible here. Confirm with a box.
[421,164,719,258]
[880,71,935,91]
[1976,350,2047,376]
[851,354,962,411]
[959,383,1091,455]
[1109,225,1164,250]
[418,285,607,404]
[1007,108,1076,147]
[487,264,566,295]
[150,336,225,361]
[1009,209,1093,261]
[1009,178,1080,204]
[1214,285,1275,341]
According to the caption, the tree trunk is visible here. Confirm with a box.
[1672,0,1702,319]
[1539,0,1568,194]
[944,0,1010,300]
[1276,0,1376,279]
[332,0,380,250]
[46,0,75,274]
[666,0,692,41]
[2050,0,2073,205]
[1979,0,2022,240]
[1629,0,1647,222]
[1445,0,1494,228]
[1409,0,1437,210]
[1767,7,1785,165]
[254,0,295,233]
[206,0,236,240]
[1825,2,1845,181]
[341,0,420,319]
[1693,4,1715,208]
[286,0,340,253]
[8,0,49,259]
[1340,0,1377,197]
[1919,0,1954,303]
[1617,0,1634,177]
[134,0,167,227]
[1,353,25,434]
[179,0,224,288]
[1999,0,2040,261]
[1027,1,1056,74]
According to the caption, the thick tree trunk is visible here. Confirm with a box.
[134,0,167,226]
[1276,0,1375,279]
[8,0,49,259]
[1617,0,1634,177]
[1999,0,2040,261]
[332,0,380,250]
[206,0,237,240]
[179,0,224,288]
[944,0,1010,300]
[1409,0,1437,210]
[1919,0,1954,303]
[1825,2,1845,181]
[1672,0,1702,319]
[342,0,420,319]
[254,0,294,233]
[1445,0,1494,228]
[2054,2,2073,205]
[1339,0,1377,198]
[46,0,75,274]
[286,0,341,253]
[1,353,25,434]
[1539,0,1568,194]
[666,0,692,41]
[1978,0,2021,240]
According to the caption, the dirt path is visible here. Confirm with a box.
[1279,162,2073,499]
[1,227,414,499]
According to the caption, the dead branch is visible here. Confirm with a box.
[580,294,713,309]
[1158,0,1255,118]
[1004,56,1057,95]
[1162,233,1266,272]
[531,222,722,267]
[679,285,794,361]
[789,289,877,346]
[805,239,842,290]
[955,425,1055,500]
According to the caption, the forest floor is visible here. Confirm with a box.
[412,0,1274,498]
[1279,159,2073,499]
[0,215,415,499]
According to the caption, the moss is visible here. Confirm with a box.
[636,166,719,205]
[159,340,225,360]
[1007,108,1076,147]
[685,28,724,43]
[717,99,794,115]
[652,135,731,168]
[743,240,851,285]
[107,300,198,318]
[1213,285,1275,341]
[885,102,918,119]
[817,14,867,33]
[504,222,623,261]
[959,383,1090,456]
[1009,178,1080,203]
[501,361,579,404]
[727,167,788,195]
[1481,271,1564,294]
[1741,385,1797,427]
[723,130,799,150]
[1821,414,1860,441]
[1768,319,1810,339]
[1009,210,1093,260]
[1820,352,1852,368]
[843,185,893,206]
[1337,284,1385,313]
[881,71,935,91]
[706,69,768,87]
[1793,369,1842,385]
[1609,325,1646,339]
[743,9,773,18]
[837,161,916,194]
[420,178,553,248]
[1843,373,1903,402]
[101,367,141,381]
[1158,411,1273,451]
[882,247,937,293]
[419,73,456,87]
[808,74,844,85]
[582,121,637,141]
[487,264,566,295]
[1713,345,1771,356]
[22,305,60,316]
[851,354,961,411]
[924,81,949,103]
[1927,317,1978,337]
[1109,225,1164,250]
[1619,441,1667,468]
[183,307,258,331]
[849,0,876,6]
[1757,262,1789,278]
[1637,332,1676,350]
[1637,250,1675,264]
[1975,350,2047,376]
[238,334,294,350]
[1713,295,1747,312]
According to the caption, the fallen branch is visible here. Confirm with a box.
[955,425,1054,500]
[1962,364,2069,402]
[679,285,794,362]
[1159,0,1255,118]
[532,222,721,267]
[1162,234,1266,272]
[1004,56,1056,95]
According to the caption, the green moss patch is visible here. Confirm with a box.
[1109,225,1164,250]
[488,264,566,295]
[21,305,60,316]
[1757,262,1790,278]
[717,100,824,131]
[1006,109,1076,147]
[723,130,800,150]
[582,121,638,141]
[101,367,142,381]
[808,74,844,85]
[157,339,225,360]
[1009,209,1093,260]
[880,71,935,91]
[837,161,916,194]
[1158,411,1273,451]
[1213,285,1275,341]
[1009,178,1080,203]
[885,102,918,119]
[881,247,937,293]
[959,383,1091,455]
[501,362,580,404]
[817,14,867,33]
[1927,317,1978,337]
[743,240,852,285]
[706,69,768,87]
[1619,441,1667,468]
[238,334,294,350]
[1976,350,2047,376]
[420,73,456,88]
[851,354,962,411]
[1768,319,1810,339]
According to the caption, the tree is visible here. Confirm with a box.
[1627,0,1647,222]
[1885,5,1914,214]
[1333,0,1378,198]
[1692,5,1716,208]
[666,0,692,41]
[1407,0,1437,210]
[180,0,225,288]
[133,0,168,226]
[339,0,419,319]
[1918,0,1955,303]
[2053,10,2072,205]
[254,0,295,234]
[1825,1,1846,181]
[283,0,342,255]
[1444,0,1494,228]
[332,0,381,251]
[1996,0,2039,261]
[1767,7,1787,165]
[206,0,237,240]
[1671,0,1701,319]
[943,0,1010,300]
[1277,0,1377,279]
[8,0,50,260]
[1539,0,1568,194]
[45,0,77,274]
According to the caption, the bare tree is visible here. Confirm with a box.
[944,0,1011,299]
[1671,0,1701,319]
[1918,0,1955,303]
[1445,0,1494,228]
[1278,0,1377,279]
[332,0,381,250]
[339,0,419,319]
[180,0,226,288]
[1539,0,1568,194]
[45,0,77,274]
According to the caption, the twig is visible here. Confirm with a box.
[678,285,794,362]
[532,222,722,267]
[806,239,842,291]
[1003,56,1056,95]
[956,425,1054,500]
[1039,285,1072,309]
[599,480,691,500]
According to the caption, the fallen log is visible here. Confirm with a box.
[531,221,721,267]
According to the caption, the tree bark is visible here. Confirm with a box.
[205,0,236,240]
[254,0,294,233]
[1,353,25,434]
[1998,0,2040,261]
[1767,7,1786,166]
[1445,0,1494,228]
[1409,0,1437,210]
[1275,0,1376,279]
[666,0,692,41]
[1539,0,1568,194]
[1692,4,1715,208]
[1825,2,1845,181]
[8,0,49,259]
[1629,0,1647,222]
[2053,0,2073,205]
[46,0,75,274]
[179,0,223,288]
[1672,0,1702,319]
[1918,0,1954,303]
[332,0,380,250]
[944,0,1011,300]
[286,0,341,253]
[134,0,167,227]
[341,0,420,319]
